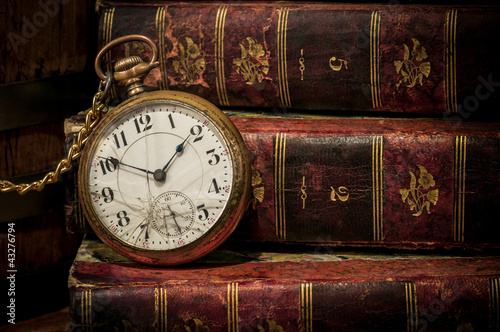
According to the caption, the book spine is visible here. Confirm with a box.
[63,115,500,248]
[69,273,499,331]
[230,117,500,248]
[97,2,500,114]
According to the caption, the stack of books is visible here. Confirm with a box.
[67,1,500,330]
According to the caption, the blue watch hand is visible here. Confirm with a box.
[161,134,191,172]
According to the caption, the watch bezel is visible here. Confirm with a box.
[78,90,251,266]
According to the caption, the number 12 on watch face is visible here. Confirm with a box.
[86,101,234,253]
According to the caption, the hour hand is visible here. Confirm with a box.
[105,157,154,175]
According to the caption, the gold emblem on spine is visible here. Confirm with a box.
[299,49,305,81]
[399,165,439,216]
[257,319,285,332]
[330,186,349,202]
[394,38,431,88]
[251,168,264,209]
[329,57,348,72]
[184,318,210,332]
[233,37,269,85]
[172,37,206,86]
[301,176,307,209]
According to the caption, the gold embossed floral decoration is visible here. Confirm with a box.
[399,165,439,216]
[233,37,270,85]
[394,38,431,88]
[172,37,206,85]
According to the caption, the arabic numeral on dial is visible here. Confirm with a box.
[177,238,186,246]
[190,125,203,142]
[117,211,130,227]
[100,157,117,175]
[208,178,220,194]
[208,217,216,225]
[102,187,114,203]
[110,225,119,233]
[113,131,128,149]
[206,149,220,165]
[197,204,209,221]
[134,114,153,133]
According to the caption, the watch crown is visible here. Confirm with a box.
[113,56,159,98]
[114,56,143,72]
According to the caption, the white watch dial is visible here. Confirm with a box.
[86,102,233,250]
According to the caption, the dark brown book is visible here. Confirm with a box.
[230,114,500,249]
[64,113,500,249]
[97,1,500,116]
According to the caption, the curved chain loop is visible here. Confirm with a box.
[0,89,109,195]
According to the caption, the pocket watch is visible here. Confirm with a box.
[0,35,251,266]
[77,35,251,266]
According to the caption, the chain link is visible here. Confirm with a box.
[0,91,108,195]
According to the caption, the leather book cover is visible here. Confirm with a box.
[69,237,500,331]
[97,1,500,115]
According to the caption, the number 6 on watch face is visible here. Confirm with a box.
[78,91,251,266]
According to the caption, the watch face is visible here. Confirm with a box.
[79,91,250,265]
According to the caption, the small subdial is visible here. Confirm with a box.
[152,191,195,237]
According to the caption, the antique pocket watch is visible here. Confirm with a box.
[1,35,251,266]
[79,35,251,265]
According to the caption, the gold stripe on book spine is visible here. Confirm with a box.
[72,135,85,231]
[446,10,458,113]
[405,282,418,332]
[215,6,229,106]
[227,283,239,332]
[491,278,500,332]
[372,136,383,242]
[277,8,291,109]
[370,11,382,109]
[102,7,117,100]
[155,288,167,331]
[81,289,92,332]
[454,136,467,242]
[156,7,168,90]
[274,133,287,240]
[300,283,313,332]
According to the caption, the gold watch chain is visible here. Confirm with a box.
[0,90,108,195]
